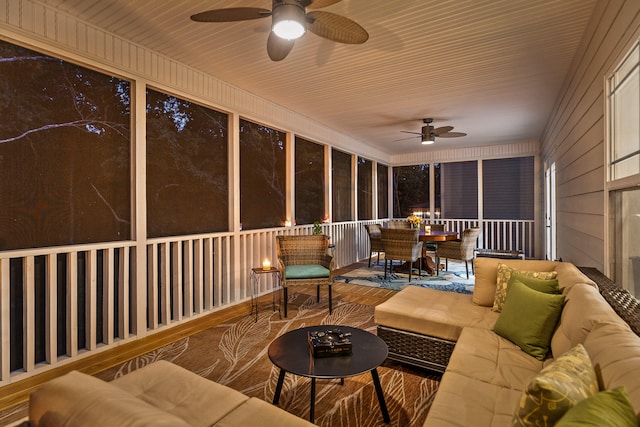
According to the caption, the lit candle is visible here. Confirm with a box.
[284,220,292,227]
[262,259,271,270]
[425,225,431,234]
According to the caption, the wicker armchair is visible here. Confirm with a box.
[387,220,411,229]
[424,223,445,255]
[276,234,334,317]
[364,224,385,267]
[435,227,481,278]
[380,228,423,282]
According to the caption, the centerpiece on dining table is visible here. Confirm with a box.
[406,215,423,229]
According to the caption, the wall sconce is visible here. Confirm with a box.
[284,220,292,227]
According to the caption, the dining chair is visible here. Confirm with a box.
[364,224,385,267]
[435,227,481,278]
[424,223,445,255]
[380,228,423,281]
[276,234,334,317]
[387,219,411,229]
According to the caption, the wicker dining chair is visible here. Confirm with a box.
[424,223,445,255]
[435,227,481,278]
[364,224,385,267]
[380,228,423,282]
[276,234,334,317]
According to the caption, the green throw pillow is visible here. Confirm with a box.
[509,273,561,295]
[492,264,558,312]
[513,344,599,427]
[493,279,565,360]
[555,387,637,427]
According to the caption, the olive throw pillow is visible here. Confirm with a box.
[492,263,559,312]
[493,279,565,360]
[509,272,561,295]
[513,344,599,427]
[554,386,638,427]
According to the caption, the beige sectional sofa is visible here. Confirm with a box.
[28,359,314,427]
[375,258,640,426]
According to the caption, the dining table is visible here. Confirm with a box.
[394,229,459,275]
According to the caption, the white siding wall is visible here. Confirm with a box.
[540,0,640,271]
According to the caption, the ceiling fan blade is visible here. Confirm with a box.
[306,11,369,44]
[400,131,422,135]
[432,126,454,135]
[307,0,343,9]
[393,136,419,142]
[438,132,467,138]
[267,32,295,61]
[190,8,270,22]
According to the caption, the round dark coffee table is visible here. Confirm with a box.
[268,325,390,424]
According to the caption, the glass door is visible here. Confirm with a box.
[545,163,557,261]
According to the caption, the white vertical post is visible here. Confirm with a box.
[45,254,57,364]
[67,252,78,357]
[104,247,115,344]
[23,256,35,372]
[0,258,11,381]
[86,250,97,351]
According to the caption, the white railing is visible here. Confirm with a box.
[0,218,534,384]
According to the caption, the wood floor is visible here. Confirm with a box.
[0,261,397,414]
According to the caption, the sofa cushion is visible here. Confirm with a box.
[112,360,250,427]
[29,370,191,427]
[513,344,598,426]
[284,264,330,279]
[555,387,637,427]
[216,397,315,427]
[493,280,565,360]
[581,320,640,418]
[446,327,543,390]
[550,283,625,358]
[424,370,524,427]
[374,286,499,341]
[473,258,561,306]
[492,263,558,312]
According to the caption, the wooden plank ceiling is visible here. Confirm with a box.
[36,0,597,155]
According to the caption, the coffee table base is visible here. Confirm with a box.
[272,367,390,424]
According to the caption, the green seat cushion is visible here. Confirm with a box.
[285,264,330,279]
[555,387,637,426]
[493,279,565,360]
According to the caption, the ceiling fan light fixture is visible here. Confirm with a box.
[272,3,306,40]
[421,134,435,144]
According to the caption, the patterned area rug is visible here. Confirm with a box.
[335,259,475,294]
[91,293,440,427]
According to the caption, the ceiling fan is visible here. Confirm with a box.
[190,0,369,61]
[398,118,467,145]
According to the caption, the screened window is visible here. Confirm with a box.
[0,40,131,250]
[357,157,373,220]
[240,119,286,229]
[483,157,534,220]
[440,161,478,219]
[332,149,352,222]
[295,137,325,224]
[146,89,229,237]
[377,164,389,218]
[609,41,640,181]
[393,164,429,218]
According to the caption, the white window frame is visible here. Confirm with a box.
[605,38,640,281]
